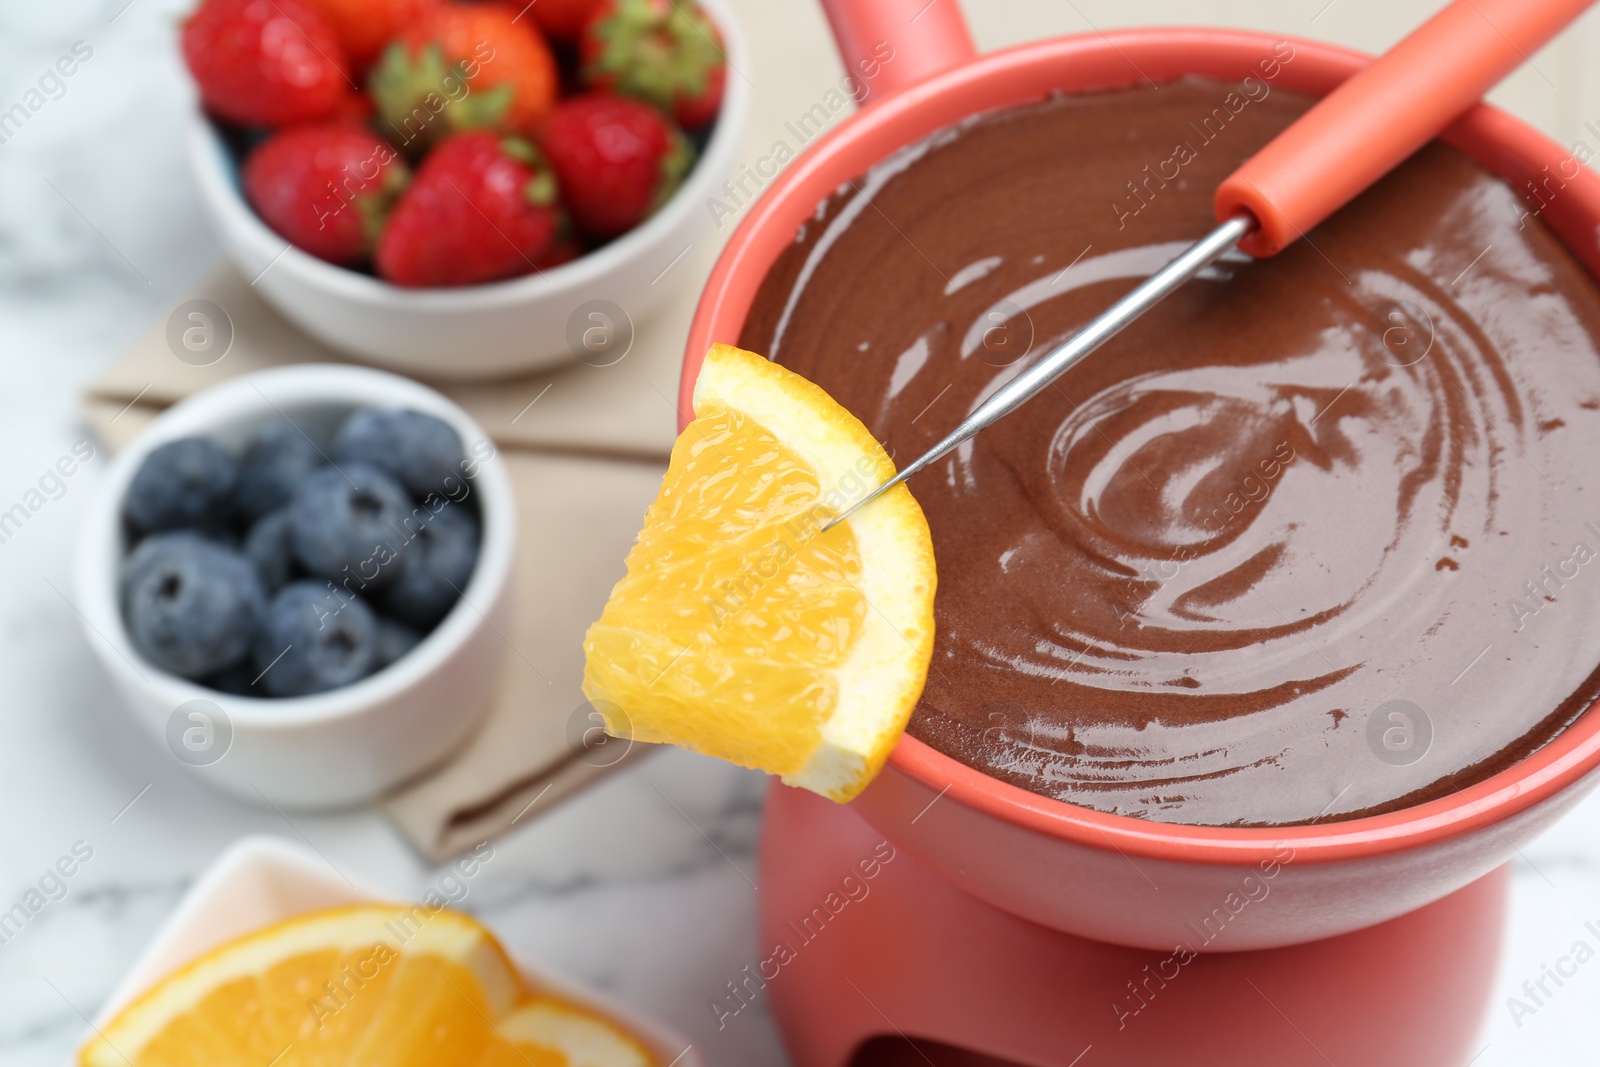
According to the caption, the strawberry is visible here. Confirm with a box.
[534,234,585,269]
[370,4,558,151]
[244,125,410,266]
[301,0,441,71]
[182,0,352,127]
[375,131,560,286]
[538,92,690,239]
[579,0,725,130]
[529,0,603,43]
[327,89,377,127]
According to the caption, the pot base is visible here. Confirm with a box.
[758,784,1505,1067]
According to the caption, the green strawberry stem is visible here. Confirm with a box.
[650,127,694,216]
[585,1,721,110]
[370,42,512,154]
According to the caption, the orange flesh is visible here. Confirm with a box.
[584,404,868,776]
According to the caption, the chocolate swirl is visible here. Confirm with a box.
[742,81,1600,825]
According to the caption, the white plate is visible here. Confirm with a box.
[71,836,703,1067]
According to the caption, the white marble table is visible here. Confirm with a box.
[2,0,1598,1064]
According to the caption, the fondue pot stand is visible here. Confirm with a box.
[758,785,1506,1067]
[680,2,1600,1063]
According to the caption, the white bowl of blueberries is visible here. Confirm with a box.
[75,365,516,809]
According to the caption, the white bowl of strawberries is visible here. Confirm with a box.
[181,0,747,381]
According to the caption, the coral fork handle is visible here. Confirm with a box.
[1217,0,1596,256]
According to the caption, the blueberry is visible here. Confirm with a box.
[234,421,326,523]
[333,408,466,501]
[121,532,265,678]
[381,503,480,628]
[374,617,422,669]
[288,463,414,589]
[243,508,296,591]
[252,580,377,696]
[124,437,238,532]
[205,659,262,696]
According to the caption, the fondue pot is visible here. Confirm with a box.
[678,1,1600,1063]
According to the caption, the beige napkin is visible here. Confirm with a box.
[84,266,691,459]
[83,263,700,860]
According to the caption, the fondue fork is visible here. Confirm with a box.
[826,0,1595,530]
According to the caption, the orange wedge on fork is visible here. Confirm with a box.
[582,344,937,801]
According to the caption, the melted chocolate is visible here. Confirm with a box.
[739,80,1600,825]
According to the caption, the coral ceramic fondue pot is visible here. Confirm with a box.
[679,1,1600,1063]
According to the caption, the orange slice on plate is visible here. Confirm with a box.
[582,343,937,801]
[78,903,655,1067]
[489,997,656,1067]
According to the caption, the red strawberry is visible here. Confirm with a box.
[375,131,560,286]
[300,0,441,71]
[534,235,585,269]
[538,93,690,239]
[370,4,558,151]
[244,126,410,266]
[579,0,725,130]
[182,0,351,127]
[530,0,602,43]
[327,89,376,127]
